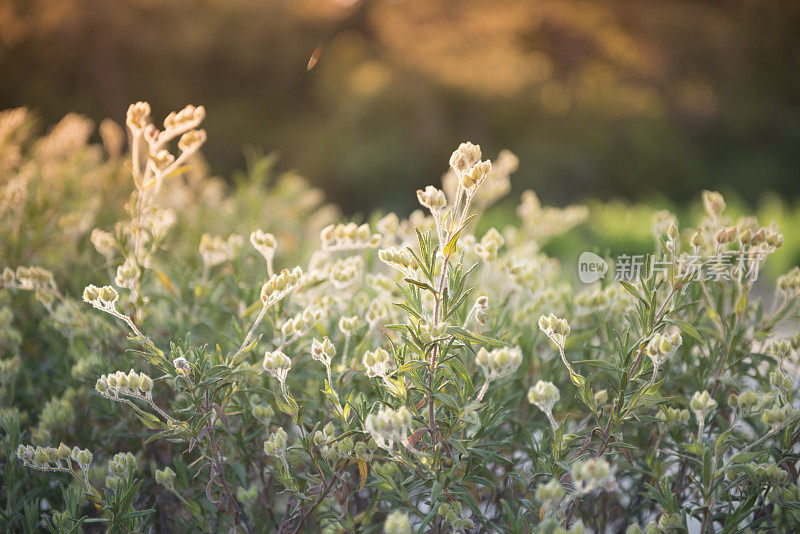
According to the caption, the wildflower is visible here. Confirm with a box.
[691,390,717,437]
[126,102,151,133]
[177,129,207,154]
[658,407,690,426]
[363,348,394,378]
[96,370,154,400]
[762,404,794,428]
[535,478,565,506]
[173,357,190,376]
[260,267,303,306]
[250,229,277,263]
[338,315,359,337]
[646,332,682,381]
[702,190,726,217]
[154,466,176,490]
[364,405,412,450]
[777,267,800,296]
[449,141,482,175]
[107,452,136,480]
[689,228,704,252]
[378,247,419,276]
[311,337,336,366]
[475,228,504,261]
[417,185,447,212]
[528,380,560,429]
[114,258,139,289]
[163,105,205,135]
[571,458,611,493]
[91,229,117,258]
[15,266,56,291]
[475,346,522,380]
[320,222,380,251]
[263,350,292,391]
[263,427,288,457]
[199,233,241,267]
[538,313,570,347]
[383,511,411,534]
[329,255,363,289]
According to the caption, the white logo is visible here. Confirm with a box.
[578,252,609,283]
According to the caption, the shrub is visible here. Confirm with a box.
[2,103,800,533]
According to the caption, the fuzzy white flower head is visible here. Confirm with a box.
[260,267,303,306]
[378,247,419,277]
[528,380,560,414]
[83,284,119,312]
[250,229,277,261]
[571,458,611,494]
[538,313,570,347]
[126,102,151,133]
[475,227,504,262]
[364,405,412,451]
[338,315,360,337]
[91,229,117,258]
[263,427,288,457]
[363,348,394,379]
[475,346,522,380]
[329,256,363,289]
[449,141,482,175]
[417,185,447,213]
[199,233,241,267]
[646,332,682,367]
[320,222,380,251]
[311,337,336,366]
[690,390,717,422]
[96,369,153,400]
[263,350,292,385]
[114,258,139,290]
[383,511,411,534]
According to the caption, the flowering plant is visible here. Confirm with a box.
[2,104,800,533]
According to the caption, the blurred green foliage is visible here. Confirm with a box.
[1,0,799,213]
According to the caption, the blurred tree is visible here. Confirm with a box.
[1,0,798,213]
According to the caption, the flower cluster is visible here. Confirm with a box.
[571,458,611,494]
[263,350,292,390]
[320,223,380,251]
[199,233,242,267]
[378,247,420,277]
[263,427,288,457]
[95,370,154,400]
[528,380,560,428]
[260,267,303,306]
[250,229,277,266]
[364,406,412,451]
[538,313,571,347]
[17,443,93,474]
[475,346,522,380]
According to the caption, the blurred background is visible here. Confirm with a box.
[1,0,799,215]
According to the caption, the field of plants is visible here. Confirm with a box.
[2,103,800,533]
